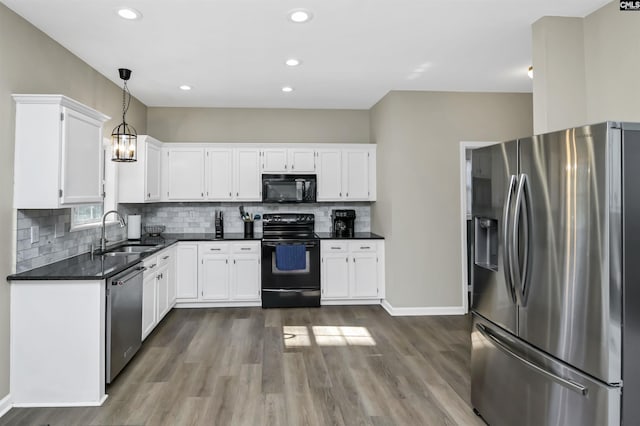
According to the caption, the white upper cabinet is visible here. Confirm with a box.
[166,147,205,200]
[261,147,315,173]
[316,149,343,200]
[234,148,261,201]
[317,146,376,201]
[13,94,109,208]
[205,148,233,201]
[118,135,162,203]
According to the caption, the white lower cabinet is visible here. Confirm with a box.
[142,246,177,341]
[176,241,261,306]
[321,240,385,303]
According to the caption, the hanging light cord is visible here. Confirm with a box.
[121,80,132,124]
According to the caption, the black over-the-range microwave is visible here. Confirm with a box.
[262,174,317,203]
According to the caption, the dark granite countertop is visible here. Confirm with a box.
[7,231,380,281]
[315,232,385,240]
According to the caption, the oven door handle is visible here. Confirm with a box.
[262,288,319,293]
[262,240,318,248]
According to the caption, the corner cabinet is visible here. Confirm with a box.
[12,94,110,208]
[320,239,385,304]
[176,241,262,307]
[118,135,162,203]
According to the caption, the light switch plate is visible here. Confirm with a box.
[30,226,39,244]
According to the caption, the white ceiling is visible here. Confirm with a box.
[2,0,610,109]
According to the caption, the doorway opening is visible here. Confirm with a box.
[459,141,496,313]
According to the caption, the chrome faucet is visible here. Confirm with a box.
[100,210,127,251]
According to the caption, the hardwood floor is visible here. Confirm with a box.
[0,306,484,426]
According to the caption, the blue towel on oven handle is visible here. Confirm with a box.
[275,244,306,271]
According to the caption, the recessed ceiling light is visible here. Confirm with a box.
[179,85,192,91]
[282,86,294,93]
[117,8,142,20]
[288,9,312,23]
[285,58,300,67]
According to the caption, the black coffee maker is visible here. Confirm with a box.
[332,209,356,238]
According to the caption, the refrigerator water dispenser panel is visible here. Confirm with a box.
[475,217,498,271]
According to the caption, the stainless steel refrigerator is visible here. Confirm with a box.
[470,122,640,426]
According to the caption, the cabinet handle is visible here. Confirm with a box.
[149,263,157,269]
[229,192,232,197]
[201,193,204,197]
[162,255,170,260]
[339,192,342,197]
[284,164,287,170]
[234,260,236,264]
[346,257,348,263]
[353,258,356,263]
[237,192,239,196]
[331,246,341,250]
[226,259,228,264]
[240,247,251,251]
[147,193,151,198]
[346,193,349,197]
[360,246,370,250]
[210,248,221,251]
[291,164,294,170]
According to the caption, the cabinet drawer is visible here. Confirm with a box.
[321,241,348,253]
[157,248,173,267]
[143,254,159,270]
[349,241,377,253]
[232,242,260,254]
[200,243,230,254]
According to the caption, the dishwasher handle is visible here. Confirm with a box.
[111,265,147,286]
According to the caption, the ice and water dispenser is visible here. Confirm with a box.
[474,217,498,270]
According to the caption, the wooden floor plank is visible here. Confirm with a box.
[0,306,481,426]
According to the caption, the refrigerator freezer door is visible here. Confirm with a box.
[517,123,622,384]
[471,140,518,334]
[471,315,620,426]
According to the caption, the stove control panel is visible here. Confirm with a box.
[263,213,315,224]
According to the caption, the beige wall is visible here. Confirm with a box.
[147,107,369,143]
[532,17,587,134]
[0,3,147,401]
[584,1,640,123]
[532,1,640,133]
[370,91,532,309]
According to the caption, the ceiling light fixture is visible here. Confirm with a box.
[179,85,192,91]
[285,58,301,67]
[528,66,533,79]
[288,9,312,23]
[117,8,142,20]
[282,86,294,93]
[111,68,137,162]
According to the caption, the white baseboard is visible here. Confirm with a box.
[321,299,382,306]
[12,394,108,408]
[381,300,466,316]
[0,393,12,418]
[175,301,261,309]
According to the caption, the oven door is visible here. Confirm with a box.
[261,238,320,307]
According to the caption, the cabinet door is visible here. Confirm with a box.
[235,149,261,200]
[322,254,350,299]
[288,149,316,173]
[142,272,157,340]
[317,150,342,201]
[232,256,261,300]
[351,253,379,298]
[165,248,177,308]
[60,107,103,205]
[167,148,205,200]
[156,264,169,321]
[145,142,161,201]
[200,255,230,300]
[176,243,199,299]
[343,149,370,200]
[206,148,233,200]
[262,149,288,173]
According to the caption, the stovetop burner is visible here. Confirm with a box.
[262,213,317,239]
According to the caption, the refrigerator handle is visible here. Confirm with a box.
[512,173,532,306]
[476,323,588,396]
[502,175,517,303]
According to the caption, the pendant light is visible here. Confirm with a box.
[111,68,137,162]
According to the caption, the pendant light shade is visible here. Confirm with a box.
[111,68,137,162]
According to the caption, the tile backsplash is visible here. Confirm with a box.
[15,203,370,273]
[126,202,371,234]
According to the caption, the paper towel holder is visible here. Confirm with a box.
[127,214,141,240]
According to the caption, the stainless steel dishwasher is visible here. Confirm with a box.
[106,264,146,384]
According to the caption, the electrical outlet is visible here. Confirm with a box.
[30,226,39,244]
[54,223,65,238]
